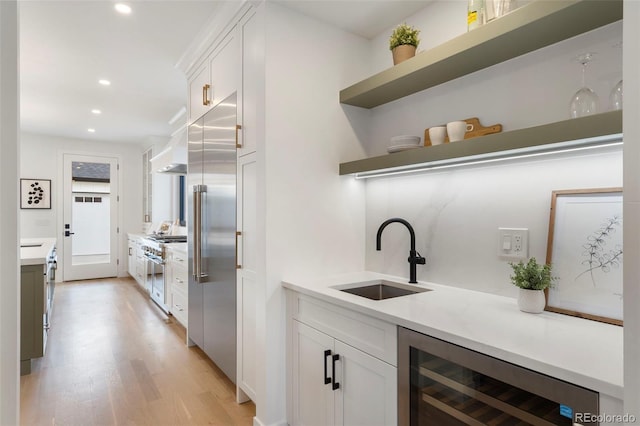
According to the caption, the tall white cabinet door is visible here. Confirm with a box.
[334,340,397,426]
[237,154,257,401]
[292,320,335,426]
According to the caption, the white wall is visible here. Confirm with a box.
[257,3,370,424]
[0,1,20,423]
[360,6,623,297]
[623,0,640,419]
[20,132,143,278]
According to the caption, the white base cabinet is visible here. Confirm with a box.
[166,246,188,328]
[292,320,396,426]
[287,292,397,426]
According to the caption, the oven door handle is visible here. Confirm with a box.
[143,253,164,265]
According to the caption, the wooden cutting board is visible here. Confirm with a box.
[424,117,502,146]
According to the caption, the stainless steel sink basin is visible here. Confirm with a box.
[336,280,431,301]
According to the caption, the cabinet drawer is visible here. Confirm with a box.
[171,251,187,265]
[171,263,187,293]
[172,288,188,327]
[291,293,397,366]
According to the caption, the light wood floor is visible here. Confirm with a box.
[20,277,255,426]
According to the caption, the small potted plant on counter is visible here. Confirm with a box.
[509,257,554,314]
[389,23,420,65]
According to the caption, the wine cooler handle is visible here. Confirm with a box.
[332,354,340,390]
[324,350,331,385]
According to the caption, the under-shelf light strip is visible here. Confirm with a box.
[353,134,623,180]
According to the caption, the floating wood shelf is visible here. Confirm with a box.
[339,0,622,109]
[339,110,622,177]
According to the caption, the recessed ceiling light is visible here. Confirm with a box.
[91,109,102,115]
[98,79,111,86]
[114,3,132,15]
[88,128,96,133]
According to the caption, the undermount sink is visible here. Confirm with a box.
[335,280,431,301]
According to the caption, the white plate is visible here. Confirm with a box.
[387,144,422,153]
[390,135,420,145]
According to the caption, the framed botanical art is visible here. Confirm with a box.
[545,188,623,325]
[20,179,51,209]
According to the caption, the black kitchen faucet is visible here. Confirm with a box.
[376,218,426,284]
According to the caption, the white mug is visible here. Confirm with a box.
[446,121,474,142]
[428,126,446,146]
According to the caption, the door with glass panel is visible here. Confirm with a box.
[62,154,119,281]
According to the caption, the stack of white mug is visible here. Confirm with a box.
[429,121,474,145]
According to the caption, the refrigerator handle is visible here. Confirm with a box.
[193,184,208,283]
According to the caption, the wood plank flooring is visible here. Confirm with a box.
[20,277,255,426]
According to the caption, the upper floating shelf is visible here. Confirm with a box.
[339,0,623,109]
[339,111,622,177]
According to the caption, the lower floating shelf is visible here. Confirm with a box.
[339,110,622,178]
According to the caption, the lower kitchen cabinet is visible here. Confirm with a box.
[127,235,147,291]
[287,291,397,426]
[167,246,188,327]
[292,320,397,426]
[20,264,47,375]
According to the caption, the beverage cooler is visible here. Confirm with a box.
[398,327,600,425]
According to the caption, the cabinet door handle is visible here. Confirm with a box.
[236,231,242,269]
[129,247,132,256]
[236,124,242,148]
[332,354,340,390]
[324,350,332,385]
[202,84,211,106]
[175,278,183,284]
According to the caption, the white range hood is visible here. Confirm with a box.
[150,127,187,174]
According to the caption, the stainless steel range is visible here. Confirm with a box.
[141,234,187,314]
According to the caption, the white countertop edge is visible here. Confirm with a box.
[282,271,623,400]
[20,238,56,265]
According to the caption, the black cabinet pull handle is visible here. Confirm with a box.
[324,350,331,385]
[332,354,340,390]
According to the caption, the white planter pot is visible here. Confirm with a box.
[517,288,546,313]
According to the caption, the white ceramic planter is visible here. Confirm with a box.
[517,288,546,313]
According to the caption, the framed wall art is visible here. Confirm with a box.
[545,187,623,325]
[20,179,51,209]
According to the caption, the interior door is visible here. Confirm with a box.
[62,154,119,281]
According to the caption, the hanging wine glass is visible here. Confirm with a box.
[609,79,623,110]
[569,52,599,118]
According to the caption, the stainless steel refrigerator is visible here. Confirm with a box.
[188,93,237,383]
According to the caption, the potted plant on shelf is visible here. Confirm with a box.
[389,23,420,65]
[509,257,554,314]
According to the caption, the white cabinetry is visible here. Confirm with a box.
[188,29,239,123]
[237,153,257,401]
[166,246,188,328]
[237,8,261,157]
[288,292,397,426]
[127,237,136,278]
[127,235,147,292]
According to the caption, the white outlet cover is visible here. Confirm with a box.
[498,227,529,260]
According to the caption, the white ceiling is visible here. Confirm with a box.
[19,0,221,144]
[20,0,432,145]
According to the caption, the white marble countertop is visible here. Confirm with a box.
[282,271,624,399]
[20,238,56,266]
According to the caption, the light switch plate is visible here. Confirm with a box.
[498,228,529,260]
